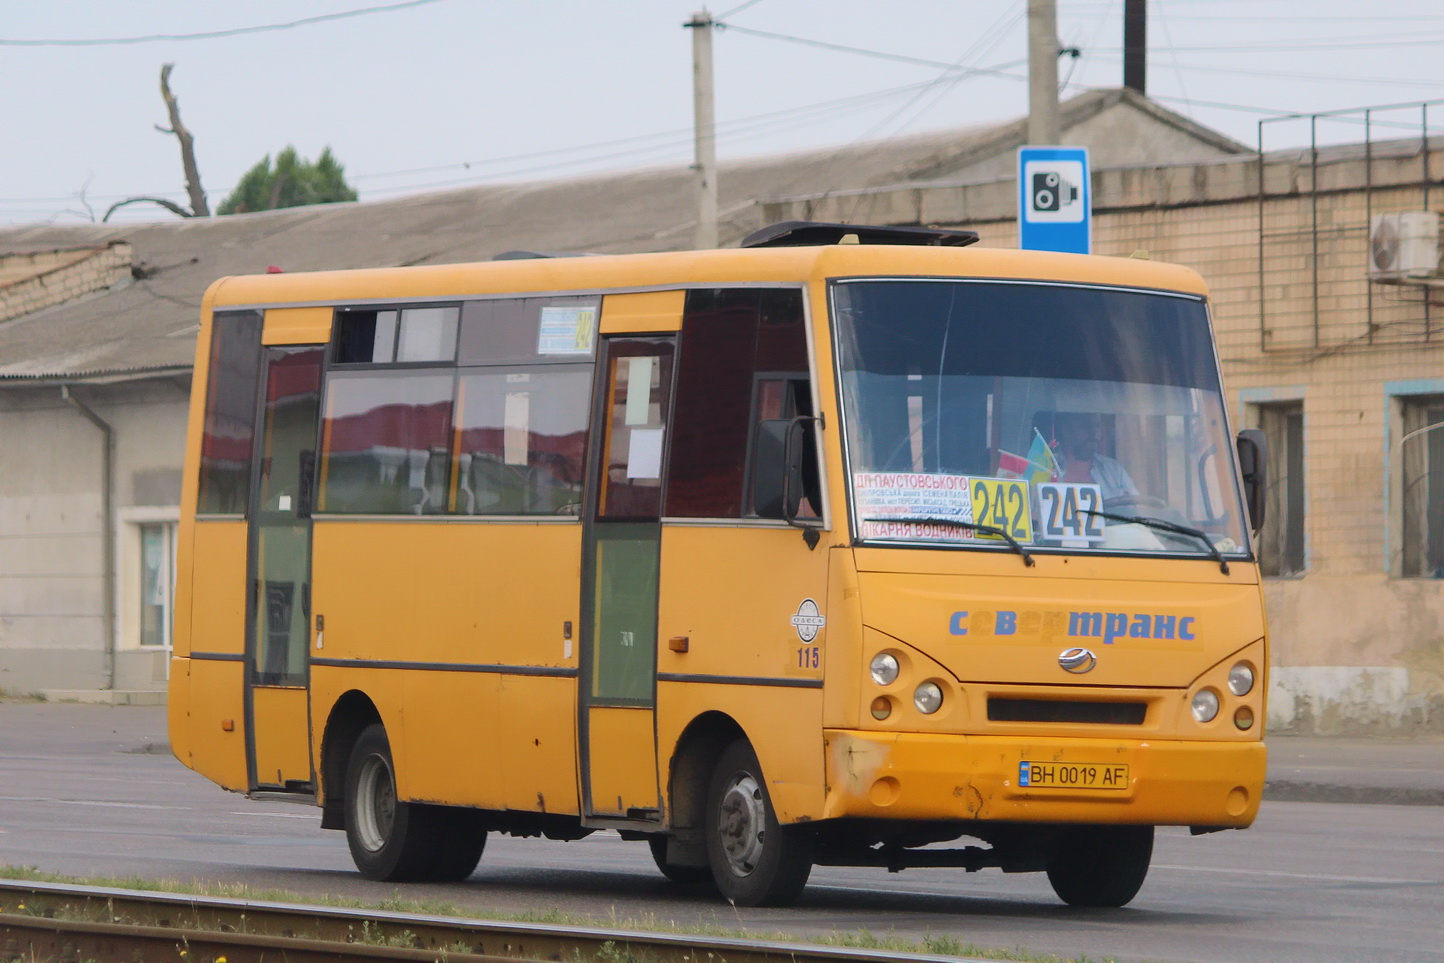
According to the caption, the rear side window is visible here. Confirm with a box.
[197,310,263,515]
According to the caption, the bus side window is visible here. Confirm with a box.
[666,288,812,519]
[197,309,263,515]
[453,365,591,516]
[318,370,455,515]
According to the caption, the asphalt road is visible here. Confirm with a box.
[0,703,1440,963]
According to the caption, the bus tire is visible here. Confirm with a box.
[647,836,714,886]
[1045,825,1153,907]
[428,806,488,882]
[704,739,813,906]
[344,723,485,882]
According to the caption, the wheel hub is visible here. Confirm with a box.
[354,753,395,853]
[717,772,766,876]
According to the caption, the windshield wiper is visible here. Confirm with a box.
[1078,510,1230,575]
[864,517,1035,567]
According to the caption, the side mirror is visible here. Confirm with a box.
[753,419,804,520]
[1235,428,1268,535]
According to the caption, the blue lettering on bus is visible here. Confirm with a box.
[951,609,1199,644]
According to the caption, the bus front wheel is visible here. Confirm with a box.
[1045,825,1153,907]
[344,723,486,882]
[704,739,813,906]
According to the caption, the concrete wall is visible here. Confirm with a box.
[0,375,189,695]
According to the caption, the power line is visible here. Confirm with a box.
[1096,33,1444,53]
[1083,52,1444,89]
[0,74,993,209]
[0,0,449,47]
[714,0,768,21]
[717,23,1026,79]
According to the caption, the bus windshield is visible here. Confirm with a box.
[833,278,1249,559]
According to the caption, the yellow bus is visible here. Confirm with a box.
[169,221,1268,908]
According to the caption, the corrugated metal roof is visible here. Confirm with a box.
[0,89,1246,383]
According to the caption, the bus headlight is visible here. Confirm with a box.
[1228,662,1255,696]
[1234,706,1255,730]
[870,653,900,686]
[914,682,943,714]
[1191,688,1220,723]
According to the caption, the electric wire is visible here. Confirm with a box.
[0,0,450,46]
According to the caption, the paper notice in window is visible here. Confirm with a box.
[627,427,665,479]
[852,471,975,541]
[537,306,597,355]
[624,356,654,426]
[504,391,529,466]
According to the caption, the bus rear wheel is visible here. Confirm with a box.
[344,723,486,882]
[704,739,812,906]
[1045,825,1153,907]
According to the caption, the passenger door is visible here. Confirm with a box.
[579,337,675,819]
[245,345,324,791]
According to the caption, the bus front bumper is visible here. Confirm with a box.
[821,730,1266,828]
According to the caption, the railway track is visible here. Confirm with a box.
[0,879,977,962]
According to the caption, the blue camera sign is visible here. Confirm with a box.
[1018,146,1091,254]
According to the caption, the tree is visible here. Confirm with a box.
[217,146,358,215]
[103,63,209,222]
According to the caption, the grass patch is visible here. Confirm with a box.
[0,864,1114,962]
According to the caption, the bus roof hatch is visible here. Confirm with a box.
[740,221,980,249]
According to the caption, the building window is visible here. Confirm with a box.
[1398,394,1444,578]
[1251,401,1305,576]
[139,521,177,647]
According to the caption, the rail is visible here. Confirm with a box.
[0,879,978,963]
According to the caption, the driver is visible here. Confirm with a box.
[1054,412,1138,502]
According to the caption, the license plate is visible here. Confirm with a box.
[1018,761,1130,790]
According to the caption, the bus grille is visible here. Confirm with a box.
[987,698,1147,725]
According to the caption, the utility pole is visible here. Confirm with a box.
[687,9,719,250]
[1123,0,1146,94]
[1026,0,1060,145]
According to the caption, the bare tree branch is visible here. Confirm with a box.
[103,196,195,222]
[159,63,209,217]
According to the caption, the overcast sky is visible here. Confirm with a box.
[3,0,1442,226]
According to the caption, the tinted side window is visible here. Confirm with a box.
[197,309,263,515]
[458,296,599,365]
[318,370,455,514]
[665,289,808,518]
[454,365,592,515]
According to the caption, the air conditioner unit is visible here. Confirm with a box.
[1369,211,1439,281]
